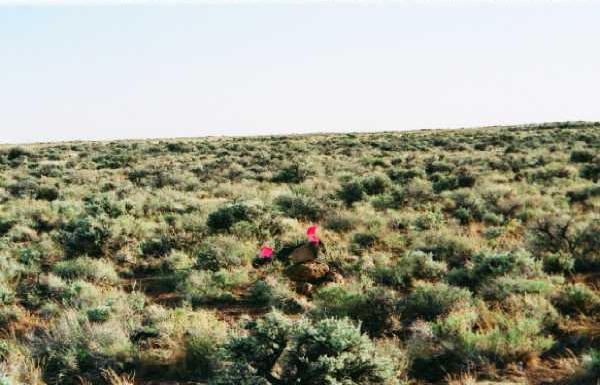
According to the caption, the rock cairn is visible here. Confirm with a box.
[285,226,343,295]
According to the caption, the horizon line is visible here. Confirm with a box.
[2,120,597,147]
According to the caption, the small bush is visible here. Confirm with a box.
[177,269,249,305]
[139,235,173,258]
[207,201,255,232]
[566,184,600,203]
[400,283,471,322]
[7,146,31,160]
[414,210,444,230]
[195,236,253,271]
[416,231,475,267]
[479,276,559,300]
[361,174,391,195]
[247,279,302,313]
[272,163,310,184]
[580,162,600,182]
[36,185,59,201]
[570,150,594,163]
[52,257,119,284]
[83,193,125,218]
[544,253,575,274]
[223,313,397,384]
[87,306,111,322]
[0,218,15,236]
[323,213,354,233]
[282,317,397,384]
[351,231,379,253]
[184,311,228,379]
[553,284,600,315]
[337,180,365,207]
[312,285,401,337]
[274,193,323,222]
[58,216,112,258]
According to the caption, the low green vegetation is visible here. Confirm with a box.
[1,121,599,384]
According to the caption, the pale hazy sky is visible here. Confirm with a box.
[1,1,599,144]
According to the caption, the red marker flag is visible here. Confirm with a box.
[260,246,273,258]
[306,225,318,236]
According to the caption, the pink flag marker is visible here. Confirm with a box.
[306,225,318,236]
[260,246,273,258]
[308,235,320,244]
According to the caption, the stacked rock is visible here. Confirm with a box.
[285,226,342,295]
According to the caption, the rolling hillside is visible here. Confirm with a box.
[1,122,600,385]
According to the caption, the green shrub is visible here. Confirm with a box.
[83,193,124,218]
[448,250,543,289]
[0,218,15,236]
[312,285,401,337]
[370,186,406,210]
[223,313,397,385]
[0,282,15,305]
[435,309,554,367]
[425,161,454,175]
[361,174,390,195]
[87,306,111,322]
[6,178,39,197]
[414,210,444,230]
[223,311,291,383]
[386,168,424,183]
[337,180,365,207]
[323,213,354,233]
[58,216,112,258]
[272,163,310,184]
[416,231,475,267]
[274,193,323,222]
[34,310,133,385]
[452,207,471,225]
[400,283,471,322]
[543,253,575,274]
[552,284,600,315]
[351,231,378,254]
[482,211,504,226]
[456,169,476,188]
[479,276,559,301]
[573,219,600,270]
[139,235,173,258]
[195,236,252,271]
[247,279,303,313]
[372,264,412,290]
[6,146,31,160]
[184,312,228,379]
[247,279,274,307]
[403,251,448,280]
[580,162,600,182]
[566,184,600,203]
[570,150,594,163]
[0,305,22,328]
[528,214,575,257]
[282,317,397,384]
[52,257,119,284]
[432,176,458,193]
[207,201,255,232]
[177,269,248,305]
[36,185,59,201]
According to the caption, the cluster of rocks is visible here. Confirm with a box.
[285,241,343,295]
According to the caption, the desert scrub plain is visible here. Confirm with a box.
[0,122,600,385]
